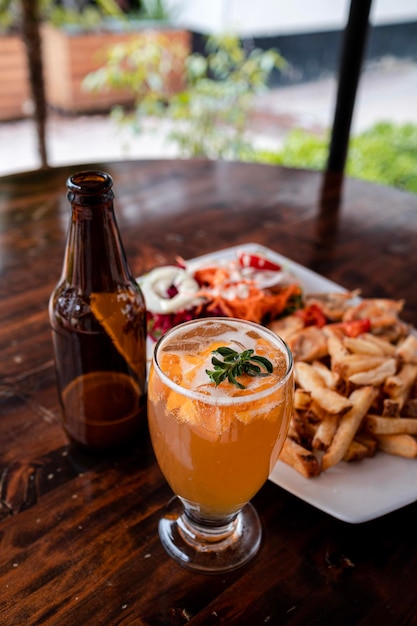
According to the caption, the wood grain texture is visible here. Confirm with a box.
[0,160,416,625]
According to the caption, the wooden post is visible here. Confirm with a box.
[20,0,48,169]
[326,0,372,174]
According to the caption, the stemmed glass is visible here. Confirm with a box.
[147,317,294,573]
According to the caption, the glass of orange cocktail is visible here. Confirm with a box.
[148,317,294,573]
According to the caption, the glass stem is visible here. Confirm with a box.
[178,504,241,548]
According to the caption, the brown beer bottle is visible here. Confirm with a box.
[49,171,147,451]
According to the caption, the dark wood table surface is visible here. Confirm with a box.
[1,160,417,626]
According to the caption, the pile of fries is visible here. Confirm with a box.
[268,292,417,478]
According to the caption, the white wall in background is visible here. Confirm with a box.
[374,0,417,25]
[167,0,417,35]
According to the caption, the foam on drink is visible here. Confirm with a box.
[157,318,290,404]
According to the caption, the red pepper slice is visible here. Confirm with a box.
[295,304,327,328]
[238,252,281,271]
[330,319,371,337]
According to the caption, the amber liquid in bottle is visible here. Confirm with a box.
[49,171,147,451]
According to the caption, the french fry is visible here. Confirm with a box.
[382,399,401,417]
[348,358,397,386]
[280,438,321,478]
[334,354,387,378]
[343,336,385,356]
[384,364,417,409]
[291,410,318,445]
[355,432,377,457]
[322,386,377,471]
[295,362,352,415]
[312,413,339,451]
[364,415,417,435]
[360,333,397,356]
[375,434,417,458]
[294,388,312,411]
[343,440,369,462]
[396,333,417,364]
[311,360,339,389]
[326,332,350,365]
[308,401,332,421]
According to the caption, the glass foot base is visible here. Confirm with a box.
[158,497,262,574]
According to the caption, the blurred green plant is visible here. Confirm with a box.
[45,0,125,29]
[0,0,172,33]
[253,122,417,194]
[138,0,173,21]
[84,33,286,159]
[0,0,15,32]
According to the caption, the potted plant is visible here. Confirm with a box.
[40,0,190,113]
[85,33,286,161]
[0,0,120,121]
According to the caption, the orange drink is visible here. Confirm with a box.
[148,317,293,573]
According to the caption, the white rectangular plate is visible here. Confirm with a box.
[144,243,417,524]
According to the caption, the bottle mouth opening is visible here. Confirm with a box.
[67,171,113,194]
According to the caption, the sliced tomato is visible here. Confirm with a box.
[330,319,371,337]
[238,252,281,272]
[295,304,327,328]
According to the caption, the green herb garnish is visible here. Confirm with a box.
[206,347,273,390]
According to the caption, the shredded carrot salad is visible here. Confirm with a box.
[140,251,303,340]
[197,277,302,324]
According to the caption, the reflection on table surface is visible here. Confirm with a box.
[0,160,417,625]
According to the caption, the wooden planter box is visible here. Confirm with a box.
[0,34,30,121]
[41,23,191,114]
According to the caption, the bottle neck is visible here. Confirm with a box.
[62,197,131,293]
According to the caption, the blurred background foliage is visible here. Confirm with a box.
[85,29,417,193]
[0,0,172,32]
[84,33,287,160]
[255,123,417,194]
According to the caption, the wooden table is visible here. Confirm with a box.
[1,160,417,625]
